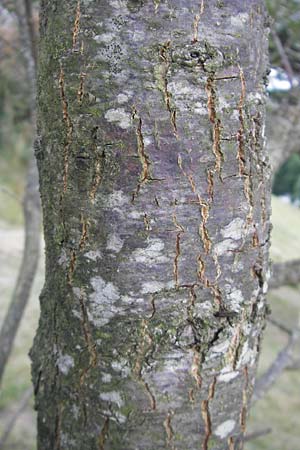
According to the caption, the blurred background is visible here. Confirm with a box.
[0,0,300,449]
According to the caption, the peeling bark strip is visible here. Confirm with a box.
[31,1,270,449]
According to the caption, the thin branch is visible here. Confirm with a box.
[0,0,41,385]
[0,186,21,203]
[252,328,299,402]
[0,387,33,449]
[244,427,272,442]
[267,316,293,335]
[270,259,300,290]
[286,359,300,371]
[271,29,295,86]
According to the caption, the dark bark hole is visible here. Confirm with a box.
[190,51,200,59]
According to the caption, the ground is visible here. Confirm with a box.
[0,195,299,450]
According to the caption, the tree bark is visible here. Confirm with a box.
[31,1,270,449]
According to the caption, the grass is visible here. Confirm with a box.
[0,195,299,449]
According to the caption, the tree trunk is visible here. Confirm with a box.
[31,1,270,449]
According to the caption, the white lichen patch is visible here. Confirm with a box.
[212,339,231,354]
[141,280,173,294]
[57,353,74,375]
[101,373,112,383]
[100,391,124,407]
[217,367,239,383]
[237,341,257,368]
[104,108,131,129]
[231,12,249,28]
[194,102,207,115]
[84,250,102,261]
[132,239,167,264]
[232,259,244,273]
[117,93,129,104]
[168,80,196,97]
[263,281,269,294]
[214,239,239,256]
[107,233,124,253]
[93,32,115,44]
[89,276,120,327]
[107,190,128,208]
[225,287,244,312]
[221,218,245,240]
[144,136,152,146]
[58,249,68,268]
[111,359,131,378]
[214,419,236,438]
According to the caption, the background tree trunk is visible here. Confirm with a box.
[31,1,270,449]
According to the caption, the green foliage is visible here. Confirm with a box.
[266,0,300,72]
[272,153,300,200]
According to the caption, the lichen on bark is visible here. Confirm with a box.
[31,1,271,449]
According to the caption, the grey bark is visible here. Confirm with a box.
[0,0,41,384]
[31,1,270,449]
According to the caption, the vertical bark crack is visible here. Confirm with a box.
[98,417,110,450]
[192,0,205,44]
[59,66,73,193]
[72,0,81,50]
[173,214,185,288]
[131,108,152,202]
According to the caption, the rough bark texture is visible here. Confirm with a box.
[31,1,271,449]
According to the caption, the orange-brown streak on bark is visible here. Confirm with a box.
[199,197,211,254]
[79,215,89,250]
[210,285,223,309]
[54,405,62,450]
[208,376,217,400]
[173,214,185,288]
[207,168,214,202]
[228,436,235,450]
[133,319,156,411]
[79,289,98,372]
[188,388,195,407]
[240,366,249,434]
[191,347,202,388]
[191,0,204,44]
[205,75,223,177]
[90,158,102,203]
[131,109,152,202]
[228,324,243,369]
[201,377,216,450]
[72,0,81,50]
[237,66,247,175]
[67,249,77,285]
[159,42,179,138]
[144,213,152,231]
[164,411,175,449]
[98,417,110,450]
[77,71,86,104]
[201,400,212,450]
[59,66,73,193]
